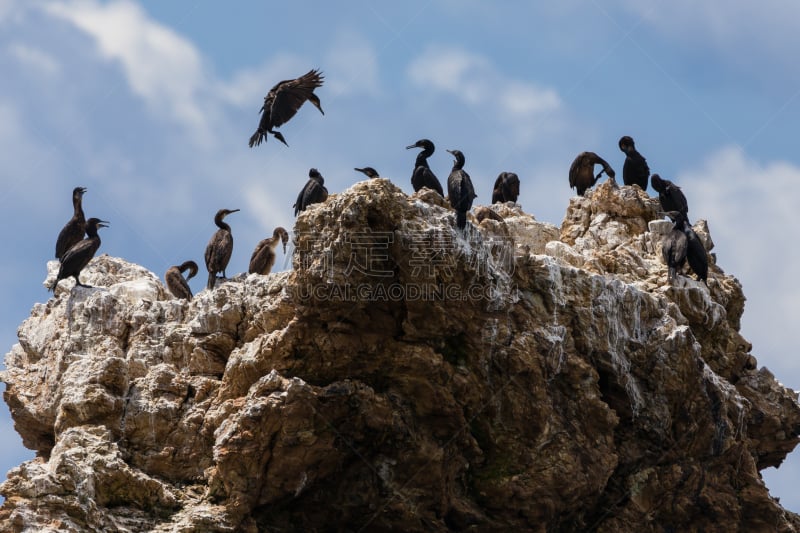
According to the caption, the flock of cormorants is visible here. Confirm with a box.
[47,69,709,299]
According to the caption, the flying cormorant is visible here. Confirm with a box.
[568,152,616,196]
[662,211,688,284]
[249,227,289,275]
[651,174,688,217]
[492,172,520,204]
[406,139,444,196]
[49,217,108,292]
[248,69,324,147]
[294,168,329,215]
[205,208,239,290]
[681,218,708,284]
[354,167,380,179]
[165,260,199,300]
[55,186,87,261]
[618,136,650,190]
[446,149,477,230]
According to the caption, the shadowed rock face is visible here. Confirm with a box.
[1,179,799,532]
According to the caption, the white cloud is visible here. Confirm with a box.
[679,146,800,365]
[43,0,209,137]
[407,45,561,143]
[7,43,60,76]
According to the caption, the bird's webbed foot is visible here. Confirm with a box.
[272,131,289,146]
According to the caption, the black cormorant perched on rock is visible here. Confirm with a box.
[49,217,108,292]
[294,168,329,215]
[248,69,324,147]
[406,139,444,196]
[681,219,708,284]
[618,136,650,190]
[651,174,688,217]
[492,172,520,204]
[165,260,198,300]
[354,167,380,179]
[569,152,616,196]
[446,149,477,230]
[205,209,239,290]
[662,211,688,284]
[55,186,87,261]
[249,227,289,275]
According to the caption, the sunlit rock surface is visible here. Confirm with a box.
[2,179,799,532]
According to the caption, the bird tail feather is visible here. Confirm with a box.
[249,130,264,148]
[207,273,216,291]
[456,211,467,230]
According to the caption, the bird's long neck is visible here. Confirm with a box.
[180,261,198,278]
[215,216,231,232]
[451,152,465,171]
[73,194,85,219]
[85,224,100,239]
[415,147,433,167]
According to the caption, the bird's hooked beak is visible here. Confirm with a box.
[98,220,110,228]
[405,144,417,150]
[229,209,241,214]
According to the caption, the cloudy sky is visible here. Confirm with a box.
[2,0,800,511]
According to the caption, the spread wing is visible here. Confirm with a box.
[269,69,325,127]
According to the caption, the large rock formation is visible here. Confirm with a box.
[2,178,799,532]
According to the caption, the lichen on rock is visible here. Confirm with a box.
[1,178,799,532]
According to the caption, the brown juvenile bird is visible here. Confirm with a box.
[50,217,108,292]
[205,208,239,290]
[662,211,688,284]
[491,172,520,203]
[165,260,199,300]
[249,227,289,275]
[248,69,324,147]
[55,186,87,261]
[569,152,615,196]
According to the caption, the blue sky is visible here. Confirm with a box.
[2,0,800,511]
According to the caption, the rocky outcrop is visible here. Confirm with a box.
[2,178,799,532]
